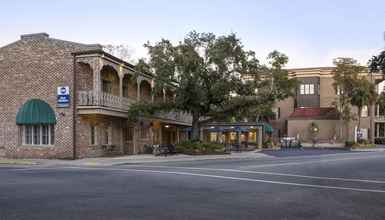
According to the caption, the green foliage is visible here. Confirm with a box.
[175,140,225,155]
[263,139,273,148]
[377,92,385,109]
[345,141,356,148]
[130,31,297,140]
[369,50,385,74]
[332,58,366,122]
[350,78,377,129]
[127,101,175,122]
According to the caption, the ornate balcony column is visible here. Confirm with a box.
[93,58,103,95]
[137,77,142,101]
[118,65,124,98]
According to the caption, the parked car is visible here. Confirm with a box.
[280,137,302,148]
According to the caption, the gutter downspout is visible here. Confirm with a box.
[72,54,77,159]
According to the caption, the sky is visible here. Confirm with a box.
[1,0,385,68]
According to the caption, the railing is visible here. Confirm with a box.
[154,112,192,124]
[78,90,192,124]
[78,90,135,111]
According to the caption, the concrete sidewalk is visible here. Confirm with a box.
[27,150,270,167]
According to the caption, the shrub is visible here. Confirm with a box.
[345,141,356,148]
[263,139,273,148]
[375,138,385,145]
[176,140,225,155]
[357,139,368,145]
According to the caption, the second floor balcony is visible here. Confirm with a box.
[78,90,135,111]
[77,90,191,124]
[74,52,191,125]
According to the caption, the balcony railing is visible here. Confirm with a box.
[154,112,192,124]
[78,90,192,124]
[78,90,135,111]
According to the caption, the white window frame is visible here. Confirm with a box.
[300,84,305,95]
[300,84,315,95]
[309,84,314,94]
[21,125,55,147]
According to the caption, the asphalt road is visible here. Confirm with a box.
[1,150,385,220]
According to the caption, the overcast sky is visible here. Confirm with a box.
[1,0,385,67]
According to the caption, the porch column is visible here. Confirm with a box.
[258,128,263,148]
[93,58,103,105]
[119,75,123,98]
[176,127,180,144]
[120,120,124,154]
[150,124,154,145]
[133,125,138,154]
[118,66,124,98]
[376,104,379,117]
[236,131,241,146]
[137,78,141,101]
[159,126,163,145]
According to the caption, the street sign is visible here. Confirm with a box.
[57,86,70,108]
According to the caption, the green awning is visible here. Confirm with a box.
[257,122,273,133]
[16,99,56,125]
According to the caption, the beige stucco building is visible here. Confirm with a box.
[271,67,384,144]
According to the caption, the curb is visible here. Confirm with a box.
[0,159,39,166]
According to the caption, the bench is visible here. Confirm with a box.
[152,144,176,156]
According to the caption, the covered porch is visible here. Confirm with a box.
[202,122,273,149]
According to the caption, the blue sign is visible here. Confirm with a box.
[57,86,70,108]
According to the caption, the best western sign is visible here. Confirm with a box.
[57,86,70,108]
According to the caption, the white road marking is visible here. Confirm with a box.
[236,154,385,168]
[63,166,385,193]
[135,165,385,184]
[13,166,385,193]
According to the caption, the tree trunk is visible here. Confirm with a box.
[191,111,200,141]
[344,121,350,142]
[357,112,361,131]
[357,107,362,141]
[370,72,374,143]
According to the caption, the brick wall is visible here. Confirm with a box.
[0,33,99,158]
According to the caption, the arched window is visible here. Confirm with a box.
[16,99,56,146]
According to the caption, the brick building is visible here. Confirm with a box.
[0,33,191,159]
[271,67,384,144]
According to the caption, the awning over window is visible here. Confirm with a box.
[16,99,56,125]
[260,123,273,133]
